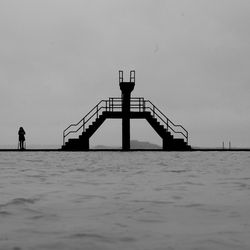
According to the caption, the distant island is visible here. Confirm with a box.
[130,140,161,149]
[93,140,161,150]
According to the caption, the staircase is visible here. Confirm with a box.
[62,97,191,151]
[144,112,189,150]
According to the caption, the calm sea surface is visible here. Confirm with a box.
[0,152,250,250]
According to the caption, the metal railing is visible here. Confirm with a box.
[63,100,108,145]
[144,100,188,144]
[63,97,188,145]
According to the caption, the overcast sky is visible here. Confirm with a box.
[1,0,250,148]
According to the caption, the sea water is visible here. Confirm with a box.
[0,152,250,250]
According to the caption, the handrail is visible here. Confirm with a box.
[63,100,107,145]
[145,100,188,143]
[64,106,106,139]
[146,106,188,142]
[63,97,189,145]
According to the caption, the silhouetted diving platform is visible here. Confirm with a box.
[62,71,191,151]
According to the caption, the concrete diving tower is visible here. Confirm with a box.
[62,71,191,151]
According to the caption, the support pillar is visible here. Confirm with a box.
[82,139,89,151]
[119,71,135,151]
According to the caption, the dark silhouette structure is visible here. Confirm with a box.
[62,71,191,151]
[18,127,26,150]
[119,70,135,150]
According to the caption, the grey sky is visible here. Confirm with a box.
[1,0,250,147]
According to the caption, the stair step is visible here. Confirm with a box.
[173,138,185,143]
[79,134,88,140]
[68,138,78,143]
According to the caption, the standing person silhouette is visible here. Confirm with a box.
[18,127,26,150]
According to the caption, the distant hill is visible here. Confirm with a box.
[92,145,121,150]
[130,140,161,149]
[93,140,161,150]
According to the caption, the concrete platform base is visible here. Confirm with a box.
[1,148,250,152]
